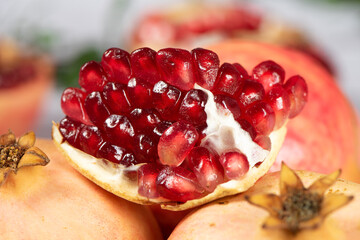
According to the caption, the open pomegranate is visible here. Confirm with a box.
[52,46,307,210]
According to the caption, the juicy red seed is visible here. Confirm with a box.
[219,151,249,180]
[244,101,275,136]
[156,166,204,202]
[101,48,131,84]
[138,163,161,199]
[84,91,111,127]
[61,87,92,125]
[103,114,135,149]
[59,117,82,148]
[102,82,131,115]
[130,47,160,85]
[152,81,183,120]
[233,63,249,79]
[78,125,104,156]
[191,48,220,90]
[265,84,291,129]
[187,146,224,192]
[79,61,108,92]
[156,48,196,91]
[129,108,161,134]
[126,78,153,109]
[252,60,285,93]
[158,121,199,166]
[237,119,257,140]
[236,79,265,109]
[213,63,243,96]
[153,121,173,140]
[97,142,137,166]
[134,134,157,163]
[179,89,208,127]
[284,75,308,118]
[254,135,271,151]
[214,94,242,120]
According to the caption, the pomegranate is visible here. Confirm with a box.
[169,164,359,240]
[0,131,162,240]
[207,40,360,182]
[52,46,307,210]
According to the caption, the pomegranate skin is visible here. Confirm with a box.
[208,40,360,182]
[0,139,162,240]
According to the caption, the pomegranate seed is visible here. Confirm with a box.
[187,147,224,192]
[102,82,131,115]
[156,166,204,202]
[244,101,275,136]
[214,63,243,96]
[78,125,104,156]
[284,75,308,118]
[97,142,137,166]
[152,81,183,120]
[134,134,158,163]
[126,78,153,109]
[129,108,161,134]
[214,94,242,120]
[179,89,208,127]
[153,121,173,140]
[233,63,249,79]
[158,121,199,166]
[191,48,220,90]
[103,114,135,149]
[59,117,82,148]
[265,84,291,129]
[236,79,265,109]
[156,48,196,91]
[61,87,92,125]
[254,135,271,151]
[252,60,285,93]
[138,163,161,199]
[84,91,111,127]
[79,61,108,92]
[219,151,249,180]
[237,119,257,140]
[130,47,160,85]
[101,48,131,84]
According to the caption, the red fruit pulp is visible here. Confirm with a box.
[101,48,131,84]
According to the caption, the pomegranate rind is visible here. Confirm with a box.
[52,122,286,210]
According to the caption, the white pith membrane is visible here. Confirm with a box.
[52,88,287,211]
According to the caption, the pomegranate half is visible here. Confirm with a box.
[52,46,307,210]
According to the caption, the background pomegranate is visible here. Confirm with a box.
[0,139,162,240]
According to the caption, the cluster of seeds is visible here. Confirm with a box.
[59,47,307,202]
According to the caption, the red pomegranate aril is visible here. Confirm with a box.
[233,63,249,79]
[156,166,204,202]
[158,121,199,166]
[219,151,249,180]
[79,61,108,92]
[152,81,183,120]
[214,94,242,120]
[284,75,308,118]
[254,135,271,151]
[97,142,137,166]
[244,101,275,136]
[252,60,285,93]
[130,47,160,85]
[102,82,131,115]
[237,119,257,140]
[179,89,208,127]
[61,87,92,125]
[265,84,291,129]
[138,163,161,199]
[191,48,220,90]
[129,108,161,134]
[213,63,243,96]
[84,91,111,127]
[153,121,173,140]
[78,125,104,156]
[236,79,265,109]
[101,48,131,84]
[134,134,158,163]
[187,147,224,192]
[103,114,135,149]
[59,117,83,148]
[126,78,153,109]
[156,48,196,91]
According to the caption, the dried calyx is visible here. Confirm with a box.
[0,131,50,186]
[245,163,353,234]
